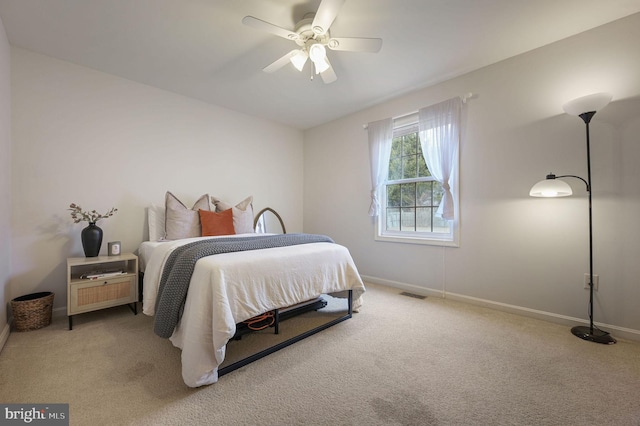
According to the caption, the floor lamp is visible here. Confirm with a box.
[529,92,616,345]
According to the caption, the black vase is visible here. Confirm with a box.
[81,222,103,257]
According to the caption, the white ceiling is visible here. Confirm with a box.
[1,0,639,130]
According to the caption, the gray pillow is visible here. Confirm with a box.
[211,195,254,234]
[164,192,210,240]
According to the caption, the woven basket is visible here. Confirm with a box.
[11,292,54,332]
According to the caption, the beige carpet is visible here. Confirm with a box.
[1,282,639,426]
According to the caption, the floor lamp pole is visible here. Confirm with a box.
[585,112,595,335]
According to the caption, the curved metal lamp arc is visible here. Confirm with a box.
[530,92,616,345]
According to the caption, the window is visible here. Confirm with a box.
[376,120,458,246]
[368,97,461,246]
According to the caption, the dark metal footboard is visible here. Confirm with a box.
[218,289,353,377]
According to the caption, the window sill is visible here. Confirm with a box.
[375,232,459,247]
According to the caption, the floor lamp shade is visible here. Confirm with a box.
[562,93,612,116]
[529,177,572,197]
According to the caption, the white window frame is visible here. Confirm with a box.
[375,115,460,247]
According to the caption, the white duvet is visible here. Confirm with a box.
[141,234,365,387]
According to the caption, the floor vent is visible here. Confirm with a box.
[400,292,426,300]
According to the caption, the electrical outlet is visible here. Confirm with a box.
[584,273,599,291]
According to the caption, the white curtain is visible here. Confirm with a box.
[418,97,461,221]
[367,118,393,216]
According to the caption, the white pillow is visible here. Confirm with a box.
[148,204,166,242]
[211,195,255,234]
[164,192,211,240]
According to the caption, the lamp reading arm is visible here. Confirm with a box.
[546,173,590,192]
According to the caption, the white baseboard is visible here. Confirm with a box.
[361,275,640,343]
[52,306,67,318]
[0,321,10,353]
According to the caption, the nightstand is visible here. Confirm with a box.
[66,253,138,330]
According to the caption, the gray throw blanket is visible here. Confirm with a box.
[154,233,335,338]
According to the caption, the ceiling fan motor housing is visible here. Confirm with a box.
[294,14,331,48]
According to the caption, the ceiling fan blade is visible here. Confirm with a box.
[312,0,345,35]
[327,37,383,53]
[242,16,299,41]
[263,49,301,73]
[320,60,337,84]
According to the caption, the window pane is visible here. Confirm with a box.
[388,157,402,180]
[386,208,400,231]
[416,181,432,207]
[433,182,445,206]
[433,215,451,233]
[390,137,403,158]
[402,155,417,179]
[401,207,415,231]
[416,207,432,232]
[387,184,400,207]
[403,134,417,155]
[417,153,430,177]
[415,142,431,178]
[401,183,415,207]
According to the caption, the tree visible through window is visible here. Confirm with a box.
[384,131,450,235]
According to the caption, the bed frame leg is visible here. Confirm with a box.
[274,309,279,335]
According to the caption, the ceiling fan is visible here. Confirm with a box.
[242,0,383,84]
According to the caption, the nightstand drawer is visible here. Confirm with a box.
[68,275,137,315]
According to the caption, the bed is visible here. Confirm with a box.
[140,193,365,387]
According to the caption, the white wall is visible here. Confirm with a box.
[304,14,640,339]
[10,48,304,311]
[0,15,11,348]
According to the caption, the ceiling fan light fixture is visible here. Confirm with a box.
[309,43,326,62]
[314,57,330,74]
[290,50,308,71]
[308,43,329,74]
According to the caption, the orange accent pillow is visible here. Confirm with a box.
[199,209,236,237]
